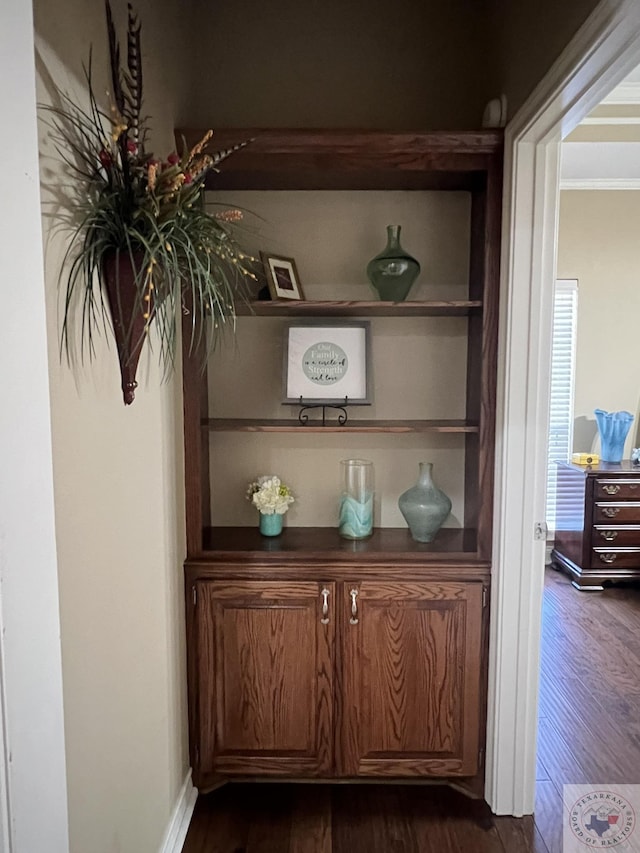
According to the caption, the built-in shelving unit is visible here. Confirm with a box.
[179,127,502,564]
[179,127,502,795]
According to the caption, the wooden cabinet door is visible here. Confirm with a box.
[195,580,334,777]
[339,581,484,777]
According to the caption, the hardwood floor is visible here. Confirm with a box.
[182,568,640,852]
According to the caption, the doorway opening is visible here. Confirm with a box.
[487,0,640,818]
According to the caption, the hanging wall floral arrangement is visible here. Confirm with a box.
[42,1,255,404]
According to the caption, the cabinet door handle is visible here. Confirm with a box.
[602,506,620,518]
[320,587,330,624]
[602,484,621,495]
[599,552,618,564]
[349,588,359,625]
[600,530,618,542]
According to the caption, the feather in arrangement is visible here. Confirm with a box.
[122,3,143,141]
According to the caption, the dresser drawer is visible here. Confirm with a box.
[593,502,640,523]
[591,548,640,569]
[592,525,640,546]
[595,478,640,500]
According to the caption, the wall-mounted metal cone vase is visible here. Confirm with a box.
[102,250,153,405]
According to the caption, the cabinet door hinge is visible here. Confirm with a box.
[482,585,489,609]
[195,744,199,766]
[478,746,485,768]
[192,585,197,606]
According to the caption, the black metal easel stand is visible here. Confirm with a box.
[298,397,349,426]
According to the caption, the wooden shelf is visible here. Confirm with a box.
[236,300,482,317]
[176,128,503,191]
[204,418,478,433]
[200,526,481,563]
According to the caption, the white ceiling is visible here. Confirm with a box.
[561,142,640,188]
[560,68,640,188]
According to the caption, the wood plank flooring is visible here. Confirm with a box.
[182,568,640,852]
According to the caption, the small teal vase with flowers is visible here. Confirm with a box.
[247,475,295,536]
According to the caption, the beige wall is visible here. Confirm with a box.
[187,0,602,132]
[487,0,600,118]
[191,0,492,129]
[35,0,192,850]
[557,191,640,457]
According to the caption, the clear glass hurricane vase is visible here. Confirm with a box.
[338,459,374,539]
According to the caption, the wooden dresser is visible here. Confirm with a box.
[551,461,640,590]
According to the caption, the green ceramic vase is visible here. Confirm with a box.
[366,224,420,301]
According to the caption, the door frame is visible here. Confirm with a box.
[0,0,69,849]
[486,0,640,816]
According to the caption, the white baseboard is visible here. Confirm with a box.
[545,542,554,566]
[159,770,198,853]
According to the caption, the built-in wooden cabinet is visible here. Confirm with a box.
[194,580,334,778]
[179,128,502,796]
[339,580,484,778]
[186,570,487,789]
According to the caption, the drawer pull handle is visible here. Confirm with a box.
[320,587,330,624]
[349,588,359,625]
[599,553,618,564]
[602,484,621,495]
[600,530,618,542]
[602,507,620,518]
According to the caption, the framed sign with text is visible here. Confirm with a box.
[282,321,372,405]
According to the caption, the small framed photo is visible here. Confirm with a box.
[261,252,305,301]
[283,321,372,405]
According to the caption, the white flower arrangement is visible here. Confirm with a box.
[246,475,295,515]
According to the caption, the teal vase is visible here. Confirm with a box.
[259,513,283,536]
[366,225,420,301]
[398,462,451,543]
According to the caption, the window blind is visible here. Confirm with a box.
[546,279,578,533]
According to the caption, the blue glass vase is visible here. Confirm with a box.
[594,409,634,463]
[259,512,283,536]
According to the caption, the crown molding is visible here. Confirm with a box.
[581,115,640,123]
[560,176,640,188]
